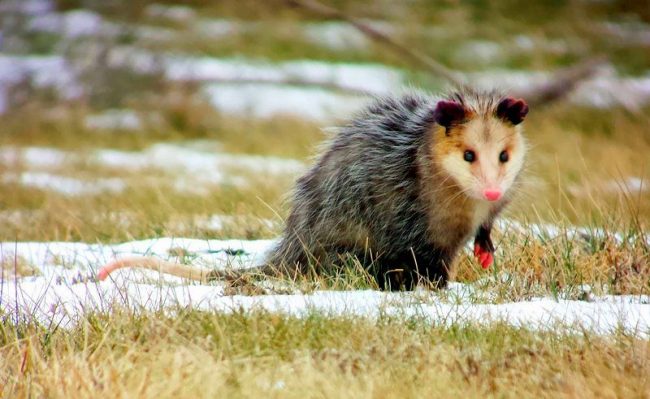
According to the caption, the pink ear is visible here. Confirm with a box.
[496,97,529,125]
[433,100,466,128]
[433,100,465,127]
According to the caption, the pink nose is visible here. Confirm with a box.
[483,189,501,202]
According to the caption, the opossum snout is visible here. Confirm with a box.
[483,188,502,202]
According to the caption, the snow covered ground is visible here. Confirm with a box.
[1,0,648,339]
[4,50,650,120]
[0,144,305,195]
[1,172,126,196]
[1,236,648,336]
[3,0,650,120]
[88,50,650,114]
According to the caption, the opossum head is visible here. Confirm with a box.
[432,95,528,202]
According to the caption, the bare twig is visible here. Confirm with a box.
[517,56,607,107]
[288,0,607,107]
[287,0,466,87]
[182,76,375,96]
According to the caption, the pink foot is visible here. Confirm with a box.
[473,243,493,269]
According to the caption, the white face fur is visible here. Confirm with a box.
[438,116,527,203]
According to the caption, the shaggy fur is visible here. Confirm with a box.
[250,88,527,290]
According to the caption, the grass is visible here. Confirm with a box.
[0,90,647,296]
[0,173,292,242]
[0,97,325,157]
[1,0,649,397]
[1,310,648,397]
[45,0,649,74]
[1,102,648,238]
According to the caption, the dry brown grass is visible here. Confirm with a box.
[506,105,650,224]
[1,3,649,399]
[0,254,40,279]
[1,104,649,231]
[1,311,648,398]
[2,2,649,397]
[0,101,648,296]
[454,224,649,299]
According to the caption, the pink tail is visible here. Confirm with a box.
[97,259,125,281]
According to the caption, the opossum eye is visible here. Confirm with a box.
[463,150,476,163]
[499,150,509,163]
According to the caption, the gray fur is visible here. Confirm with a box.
[214,88,521,290]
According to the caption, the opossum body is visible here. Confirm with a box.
[98,88,529,291]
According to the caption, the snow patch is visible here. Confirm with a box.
[494,218,650,246]
[512,34,573,55]
[105,46,163,74]
[157,57,402,120]
[453,40,505,65]
[84,109,144,131]
[605,176,646,193]
[134,26,180,43]
[0,0,53,15]
[2,172,126,196]
[144,4,197,24]
[0,55,82,112]
[5,41,645,120]
[470,65,650,110]
[573,70,650,111]
[303,22,370,51]
[27,9,120,39]
[0,145,305,177]
[0,145,305,194]
[599,21,650,46]
[204,83,367,121]
[94,143,305,178]
[568,176,647,197]
[164,57,403,95]
[194,19,249,38]
[0,146,67,169]
[1,237,648,336]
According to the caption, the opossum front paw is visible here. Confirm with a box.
[473,242,493,269]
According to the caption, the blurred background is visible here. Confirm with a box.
[0,0,648,243]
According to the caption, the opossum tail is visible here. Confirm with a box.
[97,257,275,283]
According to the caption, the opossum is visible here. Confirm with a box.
[98,88,529,291]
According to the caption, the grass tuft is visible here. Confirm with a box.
[1,310,648,397]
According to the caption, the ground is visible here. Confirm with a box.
[0,0,649,397]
